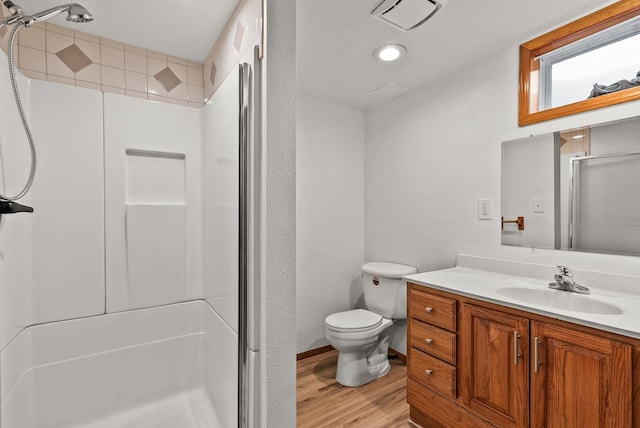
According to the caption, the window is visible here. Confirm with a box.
[519,0,640,126]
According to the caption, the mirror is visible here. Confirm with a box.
[502,116,640,257]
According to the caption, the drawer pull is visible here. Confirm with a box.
[425,306,433,313]
[425,369,433,376]
[425,338,433,344]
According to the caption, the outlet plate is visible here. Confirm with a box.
[478,199,491,220]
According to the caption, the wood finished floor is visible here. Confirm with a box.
[296,350,411,427]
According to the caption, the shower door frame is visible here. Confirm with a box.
[238,45,262,428]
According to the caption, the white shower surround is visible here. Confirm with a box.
[1,301,236,428]
[0,51,242,426]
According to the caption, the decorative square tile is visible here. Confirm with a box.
[74,39,100,63]
[154,66,181,92]
[209,62,217,87]
[233,22,245,52]
[56,44,93,73]
[169,62,187,83]
[47,52,75,78]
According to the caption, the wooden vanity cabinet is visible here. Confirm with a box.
[461,304,529,428]
[529,321,632,428]
[407,282,637,428]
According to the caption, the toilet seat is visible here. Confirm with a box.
[325,309,382,333]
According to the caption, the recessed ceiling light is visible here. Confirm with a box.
[374,44,407,62]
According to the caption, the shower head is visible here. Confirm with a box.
[0,2,93,27]
[26,3,93,26]
[66,4,93,23]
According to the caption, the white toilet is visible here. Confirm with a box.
[325,262,417,387]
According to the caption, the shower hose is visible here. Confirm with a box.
[0,20,37,202]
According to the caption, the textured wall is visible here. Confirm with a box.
[364,46,640,353]
[263,0,296,426]
[296,93,365,353]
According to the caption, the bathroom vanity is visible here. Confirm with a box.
[404,256,640,428]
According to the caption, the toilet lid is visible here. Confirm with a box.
[325,309,382,333]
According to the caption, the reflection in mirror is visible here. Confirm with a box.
[502,116,640,257]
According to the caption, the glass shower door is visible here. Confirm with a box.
[570,152,640,256]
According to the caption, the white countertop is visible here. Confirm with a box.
[404,259,640,340]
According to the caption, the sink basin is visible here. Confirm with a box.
[496,287,623,315]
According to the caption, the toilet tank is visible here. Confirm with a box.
[362,262,417,319]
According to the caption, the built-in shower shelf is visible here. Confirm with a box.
[0,200,34,215]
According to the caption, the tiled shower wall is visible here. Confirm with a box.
[203,0,262,101]
[0,0,261,108]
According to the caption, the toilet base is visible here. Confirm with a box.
[325,313,394,387]
[335,349,391,387]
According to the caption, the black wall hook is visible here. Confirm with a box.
[0,200,34,214]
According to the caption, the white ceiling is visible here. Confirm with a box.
[297,0,611,109]
[21,0,611,109]
[22,0,240,63]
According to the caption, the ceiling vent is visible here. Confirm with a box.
[371,0,447,31]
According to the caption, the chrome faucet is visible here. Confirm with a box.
[548,266,590,294]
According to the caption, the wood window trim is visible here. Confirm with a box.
[519,0,640,126]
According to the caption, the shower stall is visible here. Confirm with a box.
[568,152,640,256]
[0,3,262,426]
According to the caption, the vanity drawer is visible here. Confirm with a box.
[410,319,456,364]
[409,287,457,331]
[409,348,456,399]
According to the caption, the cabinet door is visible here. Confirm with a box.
[461,304,529,428]
[530,321,632,428]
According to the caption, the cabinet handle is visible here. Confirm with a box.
[425,306,433,313]
[425,338,433,344]
[425,369,433,376]
[534,336,542,373]
[513,331,521,365]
